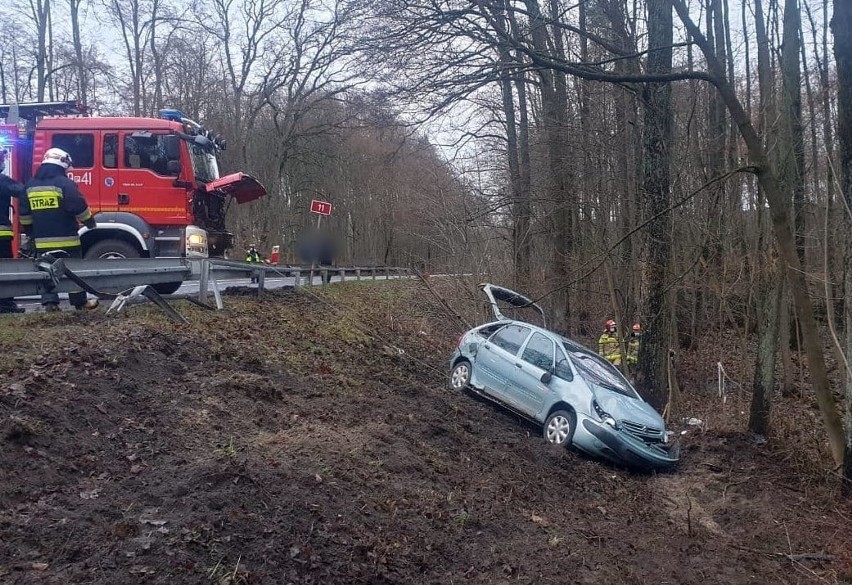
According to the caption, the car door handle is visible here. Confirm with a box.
[118,193,130,205]
[515,363,523,368]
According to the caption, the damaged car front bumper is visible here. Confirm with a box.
[574,414,680,471]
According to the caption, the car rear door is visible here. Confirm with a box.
[474,323,531,406]
[510,331,556,416]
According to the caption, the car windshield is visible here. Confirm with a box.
[563,342,639,399]
[189,144,220,183]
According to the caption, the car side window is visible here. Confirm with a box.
[521,332,554,370]
[554,347,574,381]
[489,324,531,356]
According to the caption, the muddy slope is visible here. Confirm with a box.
[1,281,850,584]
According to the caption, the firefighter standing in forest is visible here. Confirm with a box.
[0,147,25,313]
[598,320,620,364]
[627,323,641,366]
[20,148,98,312]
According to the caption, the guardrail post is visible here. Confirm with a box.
[198,260,210,303]
[293,269,301,289]
[308,268,314,286]
[371,267,376,280]
[339,269,346,283]
[356,269,361,281]
[384,267,390,280]
[321,269,329,285]
[257,269,265,296]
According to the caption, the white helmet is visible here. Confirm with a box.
[43,147,73,169]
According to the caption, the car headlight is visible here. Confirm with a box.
[592,400,620,430]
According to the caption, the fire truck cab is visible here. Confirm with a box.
[0,102,265,275]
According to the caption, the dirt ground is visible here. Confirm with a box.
[1,279,850,584]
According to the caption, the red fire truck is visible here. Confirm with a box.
[0,102,265,290]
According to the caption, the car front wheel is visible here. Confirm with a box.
[544,410,576,447]
[450,360,471,390]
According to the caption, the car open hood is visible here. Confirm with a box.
[480,283,546,327]
[205,173,267,204]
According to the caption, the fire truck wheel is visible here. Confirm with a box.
[151,282,183,295]
[84,239,142,260]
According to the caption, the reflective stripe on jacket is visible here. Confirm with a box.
[21,175,93,250]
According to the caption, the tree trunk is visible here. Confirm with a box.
[635,0,674,410]
[69,0,88,105]
[782,0,806,266]
[522,0,574,331]
[749,249,783,436]
[831,0,852,493]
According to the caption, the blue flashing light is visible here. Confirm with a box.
[159,108,185,122]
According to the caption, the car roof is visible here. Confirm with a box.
[478,319,595,355]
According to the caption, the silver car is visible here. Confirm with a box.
[448,284,679,470]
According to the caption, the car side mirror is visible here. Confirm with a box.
[166,160,181,174]
[540,371,552,384]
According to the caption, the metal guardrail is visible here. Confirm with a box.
[193,259,411,308]
[0,258,191,298]
[0,256,411,317]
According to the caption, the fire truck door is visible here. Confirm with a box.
[117,132,187,224]
[100,133,119,211]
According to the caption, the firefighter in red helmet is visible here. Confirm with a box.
[598,319,620,364]
[627,323,641,365]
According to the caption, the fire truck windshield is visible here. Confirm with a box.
[189,143,220,183]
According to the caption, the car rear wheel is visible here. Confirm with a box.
[544,410,576,447]
[450,360,471,390]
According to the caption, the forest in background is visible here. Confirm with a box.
[3,0,852,491]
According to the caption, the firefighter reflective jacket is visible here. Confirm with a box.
[246,249,261,263]
[598,333,621,364]
[20,173,95,250]
[627,335,640,365]
[0,174,24,239]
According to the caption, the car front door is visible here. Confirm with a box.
[510,332,556,416]
[474,324,531,405]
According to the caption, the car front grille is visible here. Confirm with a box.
[621,420,663,441]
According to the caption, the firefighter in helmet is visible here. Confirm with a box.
[246,243,262,283]
[0,147,25,313]
[245,244,262,264]
[598,319,620,364]
[627,323,641,365]
[20,147,98,311]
